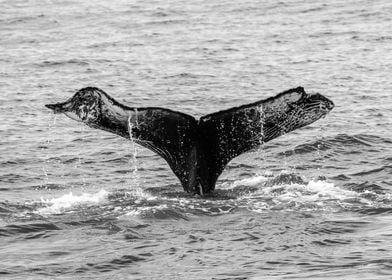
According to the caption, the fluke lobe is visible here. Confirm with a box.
[45,87,334,195]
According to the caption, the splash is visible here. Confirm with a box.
[37,190,109,215]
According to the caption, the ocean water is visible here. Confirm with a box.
[1,0,392,279]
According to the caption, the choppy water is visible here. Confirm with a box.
[1,0,392,279]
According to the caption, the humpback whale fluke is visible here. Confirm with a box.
[45,87,334,195]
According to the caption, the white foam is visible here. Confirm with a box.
[37,190,109,215]
[221,175,269,189]
[131,188,158,203]
[264,180,357,201]
[244,179,376,212]
[257,180,341,202]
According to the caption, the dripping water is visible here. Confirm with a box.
[258,104,265,144]
[40,114,57,189]
[256,104,267,176]
[127,111,140,189]
[76,125,87,189]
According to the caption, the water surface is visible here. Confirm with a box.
[1,0,392,279]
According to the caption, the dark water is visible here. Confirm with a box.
[1,0,392,279]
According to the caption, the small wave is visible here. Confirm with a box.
[2,14,46,25]
[35,59,89,67]
[0,222,60,237]
[164,73,216,79]
[299,6,325,14]
[145,19,188,26]
[152,11,169,17]
[37,190,109,215]
[355,207,392,215]
[280,133,389,156]
[351,166,391,177]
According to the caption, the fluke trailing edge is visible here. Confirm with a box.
[45,87,334,195]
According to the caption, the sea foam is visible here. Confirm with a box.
[37,190,109,215]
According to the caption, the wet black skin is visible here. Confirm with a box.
[46,87,334,196]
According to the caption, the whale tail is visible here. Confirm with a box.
[46,87,334,195]
[197,87,334,193]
